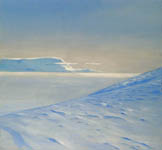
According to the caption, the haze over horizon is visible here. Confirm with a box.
[0,0,162,73]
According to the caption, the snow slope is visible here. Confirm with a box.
[0,58,92,72]
[0,67,162,150]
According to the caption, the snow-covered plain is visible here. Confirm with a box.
[0,73,130,115]
[0,68,162,150]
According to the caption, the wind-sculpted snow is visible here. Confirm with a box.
[0,68,162,150]
[0,58,92,72]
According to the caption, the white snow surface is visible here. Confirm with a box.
[0,73,129,114]
[0,67,162,150]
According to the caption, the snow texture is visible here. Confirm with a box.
[0,58,92,72]
[0,67,162,150]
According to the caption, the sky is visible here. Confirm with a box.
[0,0,162,73]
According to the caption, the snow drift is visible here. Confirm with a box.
[0,67,162,150]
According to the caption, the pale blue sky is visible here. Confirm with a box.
[0,0,162,72]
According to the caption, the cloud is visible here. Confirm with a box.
[85,63,101,65]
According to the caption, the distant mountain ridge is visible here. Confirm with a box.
[0,57,93,72]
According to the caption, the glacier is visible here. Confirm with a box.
[0,58,92,72]
[0,67,162,150]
